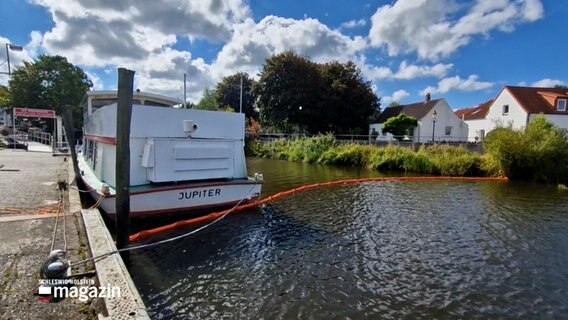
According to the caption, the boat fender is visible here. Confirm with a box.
[101,184,110,196]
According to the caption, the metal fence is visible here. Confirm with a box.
[247,132,484,153]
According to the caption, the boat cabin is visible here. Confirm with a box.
[81,91,249,188]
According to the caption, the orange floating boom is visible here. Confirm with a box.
[128,176,508,242]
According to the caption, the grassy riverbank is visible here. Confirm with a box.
[250,135,502,177]
[250,117,568,184]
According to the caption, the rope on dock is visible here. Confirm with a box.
[68,184,258,267]
[128,175,508,242]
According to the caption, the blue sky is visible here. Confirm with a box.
[0,0,566,109]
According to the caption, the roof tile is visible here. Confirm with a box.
[505,86,568,114]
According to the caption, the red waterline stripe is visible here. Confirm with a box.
[84,134,116,145]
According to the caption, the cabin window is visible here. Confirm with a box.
[143,100,172,107]
[90,98,118,115]
[445,126,452,136]
[558,99,567,112]
[502,104,509,115]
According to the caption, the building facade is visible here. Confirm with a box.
[370,94,468,143]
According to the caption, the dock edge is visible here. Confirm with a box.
[82,209,150,320]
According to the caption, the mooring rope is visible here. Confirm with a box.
[88,193,105,210]
[68,184,258,268]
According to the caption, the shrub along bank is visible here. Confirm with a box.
[249,134,501,177]
[250,116,568,185]
[484,117,568,185]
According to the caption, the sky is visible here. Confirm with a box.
[0,0,566,109]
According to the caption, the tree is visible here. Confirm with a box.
[319,61,379,133]
[388,102,401,108]
[254,52,324,133]
[195,88,218,111]
[381,114,418,137]
[0,85,10,109]
[215,72,256,118]
[184,101,197,109]
[8,55,92,127]
[554,84,568,89]
[253,52,380,134]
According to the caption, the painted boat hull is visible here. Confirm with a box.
[82,178,262,218]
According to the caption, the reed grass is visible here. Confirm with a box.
[250,135,501,177]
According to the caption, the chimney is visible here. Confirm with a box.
[424,93,431,103]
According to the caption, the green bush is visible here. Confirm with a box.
[320,144,375,166]
[251,134,506,178]
[251,138,291,160]
[484,116,568,184]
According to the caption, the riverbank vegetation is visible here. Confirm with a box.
[484,117,568,184]
[249,117,568,185]
[250,117,568,184]
[250,134,501,177]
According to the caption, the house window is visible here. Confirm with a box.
[445,126,452,136]
[558,99,567,112]
[502,104,509,115]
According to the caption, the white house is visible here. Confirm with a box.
[454,99,493,142]
[370,94,468,142]
[455,86,568,140]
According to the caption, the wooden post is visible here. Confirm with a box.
[116,68,135,262]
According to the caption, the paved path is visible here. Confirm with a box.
[27,141,53,153]
[0,148,62,211]
[0,148,99,319]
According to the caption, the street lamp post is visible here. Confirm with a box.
[3,43,24,75]
[431,110,437,143]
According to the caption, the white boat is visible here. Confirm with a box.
[77,90,263,218]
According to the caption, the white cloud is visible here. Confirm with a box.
[32,0,250,42]
[24,0,253,100]
[531,78,565,87]
[394,60,452,80]
[369,0,544,60]
[420,74,493,95]
[383,89,410,103]
[339,19,366,30]
[25,31,44,58]
[0,36,35,86]
[211,16,367,80]
[357,57,452,81]
[85,71,104,90]
[522,0,544,21]
[23,0,371,101]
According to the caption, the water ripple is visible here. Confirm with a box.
[129,159,568,319]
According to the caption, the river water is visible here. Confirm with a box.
[129,158,568,319]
